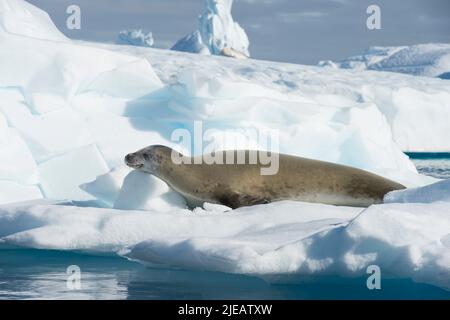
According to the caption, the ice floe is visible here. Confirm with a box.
[0,0,449,292]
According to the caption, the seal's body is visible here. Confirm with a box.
[125,145,405,209]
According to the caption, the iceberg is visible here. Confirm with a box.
[124,201,450,290]
[320,43,450,79]
[0,0,449,292]
[0,199,449,290]
[172,0,250,58]
[172,31,210,56]
[0,1,447,208]
[116,29,154,48]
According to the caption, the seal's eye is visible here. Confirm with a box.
[143,153,150,161]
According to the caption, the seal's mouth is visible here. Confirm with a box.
[129,163,143,169]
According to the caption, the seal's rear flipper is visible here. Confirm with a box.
[219,192,269,209]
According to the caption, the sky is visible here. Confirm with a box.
[29,0,450,65]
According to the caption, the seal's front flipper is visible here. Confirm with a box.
[218,192,270,209]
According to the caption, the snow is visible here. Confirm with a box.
[320,43,450,79]
[95,42,450,153]
[0,181,43,204]
[0,127,37,184]
[385,179,450,204]
[0,89,93,162]
[0,200,449,290]
[0,0,449,291]
[0,201,360,255]
[0,0,68,42]
[116,30,154,48]
[172,0,249,58]
[81,166,131,207]
[124,202,450,290]
[38,144,109,201]
[113,171,187,211]
[80,58,162,99]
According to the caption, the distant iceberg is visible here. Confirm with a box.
[172,0,250,58]
[319,43,450,78]
[116,29,154,47]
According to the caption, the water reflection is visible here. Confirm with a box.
[0,250,128,299]
[0,249,449,300]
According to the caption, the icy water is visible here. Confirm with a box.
[407,152,450,179]
[1,249,449,300]
[0,154,449,300]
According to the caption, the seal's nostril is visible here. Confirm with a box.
[125,154,133,163]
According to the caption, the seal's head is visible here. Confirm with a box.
[125,145,172,174]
